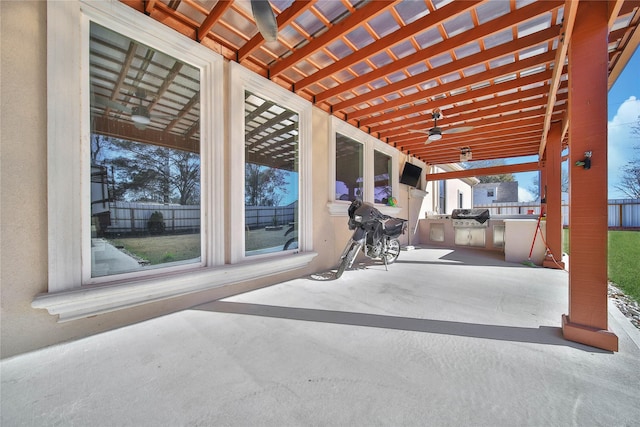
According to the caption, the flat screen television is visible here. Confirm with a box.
[399,162,422,188]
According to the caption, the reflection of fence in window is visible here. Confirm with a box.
[245,204,297,229]
[102,202,200,234]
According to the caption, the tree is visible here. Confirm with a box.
[91,136,200,205]
[245,163,288,206]
[615,161,640,198]
[615,115,640,198]
[529,167,569,197]
[464,159,515,183]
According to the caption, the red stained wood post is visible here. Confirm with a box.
[563,1,618,351]
[542,122,565,270]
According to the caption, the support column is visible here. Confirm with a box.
[542,122,565,269]
[563,1,618,351]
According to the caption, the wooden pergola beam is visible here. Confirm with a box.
[237,0,315,62]
[196,0,233,42]
[425,162,540,181]
[538,0,578,158]
[345,50,556,121]
[331,25,560,110]
[297,0,482,93]
[269,0,400,78]
[364,69,556,130]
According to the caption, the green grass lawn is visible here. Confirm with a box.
[109,227,294,265]
[110,234,201,265]
[564,229,640,302]
[608,231,640,302]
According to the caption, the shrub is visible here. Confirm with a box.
[148,211,165,235]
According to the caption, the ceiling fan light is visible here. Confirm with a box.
[131,106,151,125]
[131,114,151,125]
[428,133,442,141]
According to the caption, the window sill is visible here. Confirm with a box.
[327,201,401,217]
[32,252,317,322]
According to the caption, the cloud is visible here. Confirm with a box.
[518,186,537,202]
[608,96,640,198]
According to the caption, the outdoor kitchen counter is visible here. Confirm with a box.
[418,215,547,265]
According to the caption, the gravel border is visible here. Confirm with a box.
[609,282,640,330]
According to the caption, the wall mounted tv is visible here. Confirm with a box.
[399,162,423,188]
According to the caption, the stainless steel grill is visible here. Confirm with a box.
[451,209,490,228]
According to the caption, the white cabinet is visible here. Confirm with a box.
[454,227,486,247]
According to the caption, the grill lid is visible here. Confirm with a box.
[451,209,490,224]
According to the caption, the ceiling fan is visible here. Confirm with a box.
[251,0,278,42]
[95,89,177,130]
[409,109,474,144]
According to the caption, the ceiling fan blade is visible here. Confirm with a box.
[251,0,278,42]
[442,126,474,135]
[94,95,133,113]
[408,129,430,134]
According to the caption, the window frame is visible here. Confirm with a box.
[34,1,316,322]
[228,62,314,264]
[328,117,400,216]
[84,21,208,284]
[334,132,365,203]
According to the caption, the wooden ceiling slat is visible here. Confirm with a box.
[294,0,482,92]
[394,123,544,149]
[609,0,627,28]
[117,0,638,165]
[197,0,234,43]
[538,0,578,158]
[269,0,401,78]
[314,0,562,103]
[425,161,540,181]
[237,0,316,62]
[345,50,556,121]
[406,132,543,158]
[363,69,558,130]
[329,25,560,110]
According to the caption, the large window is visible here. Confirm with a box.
[38,1,227,321]
[335,134,364,202]
[89,23,202,278]
[244,92,299,256]
[229,62,313,263]
[329,117,399,214]
[373,150,393,205]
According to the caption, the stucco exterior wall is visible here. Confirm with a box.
[0,1,466,358]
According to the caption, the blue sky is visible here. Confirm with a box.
[607,47,640,198]
[511,47,640,201]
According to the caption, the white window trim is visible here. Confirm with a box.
[228,61,314,264]
[34,0,316,322]
[327,117,400,216]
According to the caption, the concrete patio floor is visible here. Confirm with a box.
[2,247,640,426]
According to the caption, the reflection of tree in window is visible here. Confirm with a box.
[88,22,201,277]
[92,136,200,205]
[335,134,363,201]
[374,150,392,204]
[244,91,299,255]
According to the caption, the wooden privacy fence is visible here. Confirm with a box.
[96,201,298,234]
[608,199,640,229]
[245,204,297,230]
[103,202,200,234]
[474,199,640,229]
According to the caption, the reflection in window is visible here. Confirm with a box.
[439,180,446,214]
[335,133,363,201]
[89,22,201,278]
[244,91,299,256]
[374,150,392,204]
